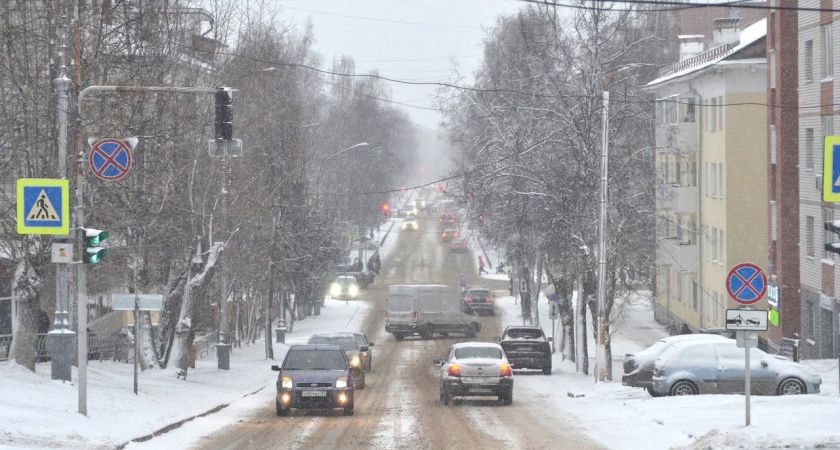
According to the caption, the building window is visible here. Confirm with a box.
[719,229,725,266]
[676,273,683,302]
[681,98,695,122]
[805,40,814,82]
[806,216,815,257]
[704,226,710,260]
[692,281,699,311]
[710,163,717,197]
[822,116,834,143]
[717,96,723,130]
[711,227,718,262]
[717,163,723,198]
[822,24,833,79]
[710,98,717,132]
[824,207,835,260]
[689,161,697,187]
[806,128,815,170]
[704,162,709,196]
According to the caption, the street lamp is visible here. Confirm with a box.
[596,63,641,382]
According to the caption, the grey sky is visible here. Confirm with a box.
[274,0,525,131]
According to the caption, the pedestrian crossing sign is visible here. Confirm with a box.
[823,136,840,202]
[17,178,70,235]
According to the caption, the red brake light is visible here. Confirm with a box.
[500,364,512,377]
[487,297,494,302]
[448,365,461,377]
[464,297,472,302]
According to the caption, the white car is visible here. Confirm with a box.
[329,276,360,300]
[434,342,513,406]
[401,217,419,231]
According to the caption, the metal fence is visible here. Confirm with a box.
[193,331,218,359]
[0,332,121,363]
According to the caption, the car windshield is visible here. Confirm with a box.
[283,349,347,370]
[506,328,543,339]
[455,347,503,360]
[467,290,490,298]
[352,334,367,346]
[336,277,355,286]
[308,335,356,351]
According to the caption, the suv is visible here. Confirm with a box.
[307,333,369,389]
[496,326,552,375]
[271,344,355,416]
[463,286,494,316]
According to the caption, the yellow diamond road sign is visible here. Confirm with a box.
[17,178,70,235]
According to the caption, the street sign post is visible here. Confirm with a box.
[726,262,768,428]
[89,138,135,181]
[16,178,70,235]
[111,294,163,394]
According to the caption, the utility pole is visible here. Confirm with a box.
[51,12,75,384]
[596,89,610,383]
[73,11,88,416]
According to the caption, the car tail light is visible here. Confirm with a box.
[464,297,472,302]
[487,297,494,302]
[448,365,461,377]
[500,364,512,377]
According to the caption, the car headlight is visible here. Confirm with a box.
[348,285,359,297]
[336,376,348,388]
[412,223,418,230]
[282,377,293,389]
[401,223,407,230]
[349,355,362,368]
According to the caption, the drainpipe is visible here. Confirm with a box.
[689,85,704,330]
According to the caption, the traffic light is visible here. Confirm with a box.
[83,228,109,264]
[825,221,840,255]
[215,87,234,140]
[381,201,391,218]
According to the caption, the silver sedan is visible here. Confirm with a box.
[434,342,513,406]
[652,339,821,396]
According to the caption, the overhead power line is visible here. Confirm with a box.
[281,5,490,29]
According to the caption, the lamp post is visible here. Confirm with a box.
[596,64,641,383]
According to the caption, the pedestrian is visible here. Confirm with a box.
[374,253,381,274]
[460,273,467,296]
[478,256,487,275]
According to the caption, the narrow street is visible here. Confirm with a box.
[192,213,602,450]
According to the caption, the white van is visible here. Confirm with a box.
[385,285,481,340]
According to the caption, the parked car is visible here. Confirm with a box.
[329,275,360,300]
[435,342,513,406]
[622,334,729,396]
[439,213,456,229]
[307,333,369,389]
[496,326,552,374]
[441,228,459,242]
[385,284,481,340]
[271,344,355,416]
[449,237,468,252]
[350,332,374,372]
[462,286,494,316]
[651,339,822,396]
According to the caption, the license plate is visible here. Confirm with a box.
[301,391,327,397]
[470,388,492,394]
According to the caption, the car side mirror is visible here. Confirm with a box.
[368,342,374,346]
[360,345,369,352]
[271,365,280,371]
[434,359,445,366]
[494,336,501,342]
[546,336,553,341]
[760,360,768,367]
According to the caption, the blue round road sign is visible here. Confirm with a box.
[90,139,132,181]
[726,263,767,305]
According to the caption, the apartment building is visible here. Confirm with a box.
[646,18,769,343]
[797,0,840,359]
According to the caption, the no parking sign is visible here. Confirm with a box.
[89,138,136,181]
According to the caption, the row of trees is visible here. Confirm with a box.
[1,0,417,378]
[441,3,677,378]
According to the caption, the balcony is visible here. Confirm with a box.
[661,185,698,213]
[656,123,697,154]
[657,238,699,273]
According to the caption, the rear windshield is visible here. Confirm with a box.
[506,328,544,339]
[308,335,356,351]
[389,295,414,311]
[467,290,490,298]
[455,347,503,359]
[283,349,347,370]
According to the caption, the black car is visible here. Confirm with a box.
[271,344,355,416]
[496,326,552,375]
[463,287,494,316]
[308,333,369,389]
[350,332,374,372]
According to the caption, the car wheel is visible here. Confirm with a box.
[441,387,450,405]
[501,390,513,406]
[646,386,664,397]
[439,332,449,338]
[669,380,698,396]
[452,398,462,406]
[366,357,372,373]
[276,400,288,417]
[542,366,552,375]
[394,333,404,341]
[344,404,354,416]
[778,378,806,395]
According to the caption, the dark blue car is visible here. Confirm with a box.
[271,344,356,416]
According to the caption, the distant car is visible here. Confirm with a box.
[439,213,456,229]
[651,339,822,396]
[413,199,427,210]
[622,334,729,396]
[430,202,441,213]
[271,344,355,416]
[449,237,468,252]
[329,276,360,300]
[441,228,459,242]
[402,217,419,231]
[496,326,552,374]
[350,332,374,372]
[307,333,369,389]
[435,342,513,406]
[462,286,494,316]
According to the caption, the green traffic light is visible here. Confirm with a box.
[85,247,108,264]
